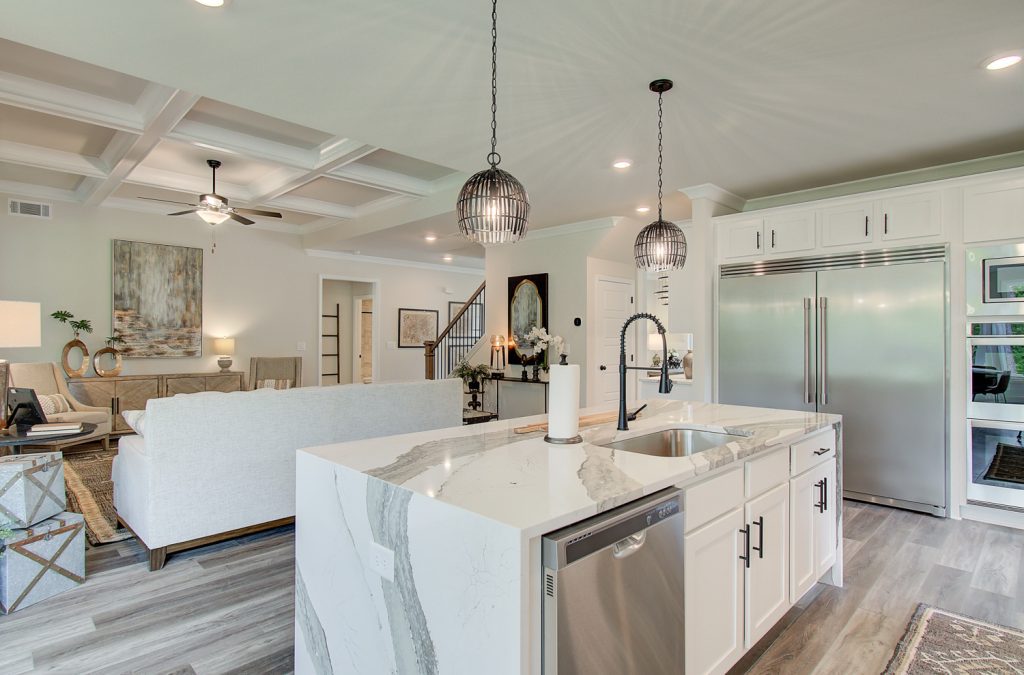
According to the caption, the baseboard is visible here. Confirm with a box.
[961,501,1024,531]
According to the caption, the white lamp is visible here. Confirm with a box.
[213,337,235,373]
[0,301,42,429]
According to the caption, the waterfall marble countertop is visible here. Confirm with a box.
[299,399,841,539]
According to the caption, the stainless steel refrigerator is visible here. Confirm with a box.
[718,245,947,516]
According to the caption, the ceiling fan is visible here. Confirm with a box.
[137,159,282,226]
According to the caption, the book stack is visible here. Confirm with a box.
[25,422,82,437]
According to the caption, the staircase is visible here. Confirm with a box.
[424,281,485,379]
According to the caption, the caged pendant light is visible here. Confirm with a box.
[634,79,687,271]
[456,0,530,245]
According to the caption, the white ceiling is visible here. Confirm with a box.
[1,1,1022,264]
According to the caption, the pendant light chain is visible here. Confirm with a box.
[489,0,500,168]
[656,90,664,222]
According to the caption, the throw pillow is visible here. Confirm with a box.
[121,409,147,437]
[256,379,293,390]
[37,393,72,415]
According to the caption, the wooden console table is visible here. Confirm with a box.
[67,372,245,434]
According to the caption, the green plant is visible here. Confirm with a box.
[452,361,491,386]
[51,310,93,339]
[105,334,125,347]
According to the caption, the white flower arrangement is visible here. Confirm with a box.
[522,326,565,356]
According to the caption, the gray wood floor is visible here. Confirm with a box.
[1,501,1022,674]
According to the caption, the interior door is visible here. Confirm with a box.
[593,276,635,406]
[718,272,817,411]
[353,295,373,383]
[817,261,946,511]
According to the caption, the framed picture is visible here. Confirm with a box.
[448,301,465,323]
[397,308,439,348]
[112,239,203,358]
[507,273,548,365]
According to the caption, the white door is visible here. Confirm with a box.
[352,295,373,383]
[684,507,745,675]
[819,200,875,248]
[593,276,636,406]
[765,212,815,254]
[880,191,941,241]
[813,460,838,577]
[722,218,765,258]
[789,468,817,604]
[744,482,790,648]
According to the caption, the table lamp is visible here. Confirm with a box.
[490,334,506,371]
[213,337,235,373]
[0,301,42,430]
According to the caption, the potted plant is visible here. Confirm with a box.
[50,310,93,378]
[453,361,492,391]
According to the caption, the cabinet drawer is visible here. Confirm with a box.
[745,448,788,499]
[684,467,744,532]
[791,429,836,476]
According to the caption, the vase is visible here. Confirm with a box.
[93,346,123,377]
[683,349,694,379]
[532,362,541,382]
[61,339,89,378]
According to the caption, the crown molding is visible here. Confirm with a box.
[680,183,746,212]
[304,248,485,275]
[524,217,620,241]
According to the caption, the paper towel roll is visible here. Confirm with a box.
[547,364,580,441]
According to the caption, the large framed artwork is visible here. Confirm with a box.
[507,273,548,365]
[112,239,203,358]
[397,308,439,348]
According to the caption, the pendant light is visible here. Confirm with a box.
[634,79,687,271]
[456,0,530,244]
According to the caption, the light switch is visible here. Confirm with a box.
[296,341,306,352]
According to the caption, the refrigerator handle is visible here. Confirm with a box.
[818,297,828,405]
[803,297,813,404]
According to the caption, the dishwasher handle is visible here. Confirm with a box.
[612,531,647,559]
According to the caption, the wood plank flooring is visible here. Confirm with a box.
[1,501,1021,674]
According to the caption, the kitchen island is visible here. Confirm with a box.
[294,400,843,674]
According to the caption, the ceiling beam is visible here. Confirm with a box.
[264,194,356,220]
[246,138,376,205]
[167,119,317,169]
[0,179,79,204]
[328,162,435,197]
[0,139,107,178]
[122,165,251,201]
[0,70,143,133]
[81,86,200,206]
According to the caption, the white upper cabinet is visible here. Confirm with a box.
[722,217,765,259]
[963,177,1024,243]
[879,191,941,241]
[765,212,816,254]
[819,200,874,248]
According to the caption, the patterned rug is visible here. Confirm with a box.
[64,449,133,545]
[885,604,1024,674]
[985,443,1024,485]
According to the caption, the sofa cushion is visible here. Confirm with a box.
[38,393,72,415]
[49,411,109,426]
[121,410,146,436]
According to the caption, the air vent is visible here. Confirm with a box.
[545,572,556,598]
[9,199,52,219]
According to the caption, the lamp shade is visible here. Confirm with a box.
[0,301,41,348]
[213,337,235,356]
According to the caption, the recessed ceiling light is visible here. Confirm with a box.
[194,0,225,6]
[612,160,632,169]
[636,206,651,214]
[985,54,1022,70]
[424,234,438,242]
[442,254,454,262]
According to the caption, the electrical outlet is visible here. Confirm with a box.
[296,341,306,352]
[369,541,394,582]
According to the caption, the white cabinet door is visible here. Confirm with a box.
[880,191,941,241]
[744,482,790,648]
[789,468,817,604]
[814,460,838,577]
[685,507,745,675]
[765,212,816,254]
[820,201,874,248]
[963,177,1024,244]
[722,218,764,259]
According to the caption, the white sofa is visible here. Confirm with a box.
[112,379,462,569]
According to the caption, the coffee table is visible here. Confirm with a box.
[0,423,98,455]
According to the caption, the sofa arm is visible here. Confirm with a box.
[112,439,154,546]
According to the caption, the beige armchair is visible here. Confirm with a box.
[8,362,112,452]
[247,357,302,390]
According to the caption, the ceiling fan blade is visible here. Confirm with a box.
[138,196,198,207]
[167,209,199,216]
[228,212,255,226]
[233,208,283,218]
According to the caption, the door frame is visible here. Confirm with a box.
[588,274,637,407]
[318,274,381,387]
[352,294,374,383]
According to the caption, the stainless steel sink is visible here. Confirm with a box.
[601,428,748,458]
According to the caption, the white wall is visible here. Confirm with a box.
[0,196,483,386]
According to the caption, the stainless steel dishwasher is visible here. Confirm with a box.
[542,488,685,674]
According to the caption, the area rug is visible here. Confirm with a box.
[985,443,1024,485]
[884,604,1024,674]
[64,450,133,545]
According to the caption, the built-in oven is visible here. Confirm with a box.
[968,321,1024,422]
[967,243,1024,316]
[968,419,1024,511]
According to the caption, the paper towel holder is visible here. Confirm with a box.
[544,433,583,445]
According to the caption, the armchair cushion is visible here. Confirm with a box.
[49,411,110,427]
[38,393,72,415]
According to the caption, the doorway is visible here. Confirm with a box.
[591,275,637,406]
[319,276,378,385]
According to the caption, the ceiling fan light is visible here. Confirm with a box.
[198,210,230,225]
[635,219,687,271]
